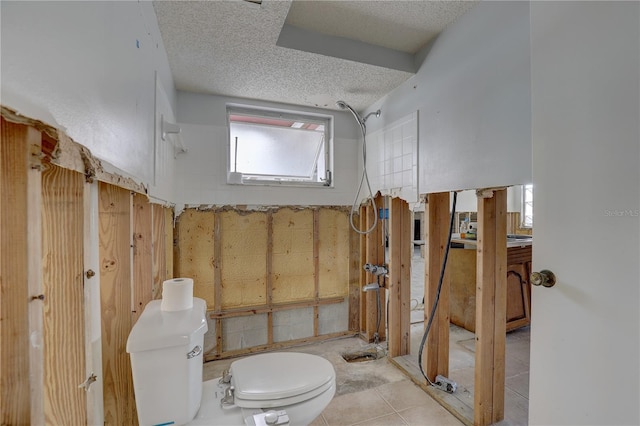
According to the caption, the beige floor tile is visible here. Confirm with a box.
[375,380,434,412]
[397,404,464,426]
[309,414,328,426]
[353,412,408,426]
[322,388,394,426]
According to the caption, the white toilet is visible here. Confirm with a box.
[126,298,336,426]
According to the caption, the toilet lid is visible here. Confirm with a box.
[230,352,335,407]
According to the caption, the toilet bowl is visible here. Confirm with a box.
[126,298,336,426]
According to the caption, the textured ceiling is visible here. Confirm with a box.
[153,0,476,112]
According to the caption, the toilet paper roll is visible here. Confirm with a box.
[161,278,194,311]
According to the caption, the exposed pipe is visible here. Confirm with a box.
[336,100,381,235]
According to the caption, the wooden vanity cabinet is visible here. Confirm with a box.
[449,245,532,333]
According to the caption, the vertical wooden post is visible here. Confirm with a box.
[474,188,507,426]
[348,209,361,332]
[151,204,170,300]
[84,181,103,424]
[266,211,274,343]
[388,197,411,357]
[358,205,367,336]
[423,192,451,382]
[132,194,153,324]
[362,194,385,342]
[41,165,87,424]
[313,209,320,336]
[98,183,136,425]
[0,119,44,425]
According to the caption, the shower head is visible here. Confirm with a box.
[336,100,364,126]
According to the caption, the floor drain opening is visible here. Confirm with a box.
[341,347,385,363]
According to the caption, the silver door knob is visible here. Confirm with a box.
[530,270,556,287]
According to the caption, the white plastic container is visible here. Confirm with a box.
[127,297,208,426]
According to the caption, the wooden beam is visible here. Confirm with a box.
[388,197,411,357]
[362,195,385,342]
[1,119,44,425]
[132,194,153,324]
[348,208,360,332]
[151,204,168,300]
[358,204,367,336]
[313,209,320,336]
[474,188,507,426]
[423,192,451,382]
[41,165,87,424]
[98,183,136,425]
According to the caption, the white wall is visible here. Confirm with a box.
[174,91,361,206]
[363,1,532,194]
[1,1,175,188]
[529,2,639,424]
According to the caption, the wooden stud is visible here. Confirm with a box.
[266,211,274,344]
[151,204,167,300]
[313,209,320,336]
[388,197,411,357]
[474,188,507,426]
[1,119,44,425]
[348,209,361,332]
[132,194,153,324]
[423,192,451,382]
[98,183,136,425]
[41,165,87,424]
[213,213,222,356]
[359,205,367,335]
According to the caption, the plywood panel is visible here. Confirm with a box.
[318,209,350,298]
[98,182,136,425]
[41,165,87,425]
[271,209,314,303]
[175,209,215,307]
[220,211,267,308]
[0,119,42,425]
[132,194,152,323]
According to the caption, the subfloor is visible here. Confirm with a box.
[203,336,463,426]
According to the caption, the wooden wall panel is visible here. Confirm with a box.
[175,210,215,307]
[0,119,43,425]
[318,209,350,298]
[98,183,136,426]
[41,165,87,424]
[132,194,152,323]
[220,211,268,308]
[271,209,314,303]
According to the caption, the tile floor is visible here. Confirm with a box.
[406,246,531,425]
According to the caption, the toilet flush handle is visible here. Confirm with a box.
[187,345,202,359]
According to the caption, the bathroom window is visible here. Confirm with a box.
[521,184,533,228]
[227,105,333,187]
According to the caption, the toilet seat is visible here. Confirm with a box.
[231,352,335,408]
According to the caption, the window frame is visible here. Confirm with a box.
[521,183,533,228]
[226,104,334,188]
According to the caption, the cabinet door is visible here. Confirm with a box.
[505,263,530,331]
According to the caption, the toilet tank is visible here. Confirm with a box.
[127,297,208,426]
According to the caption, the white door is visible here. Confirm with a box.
[529,2,639,425]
